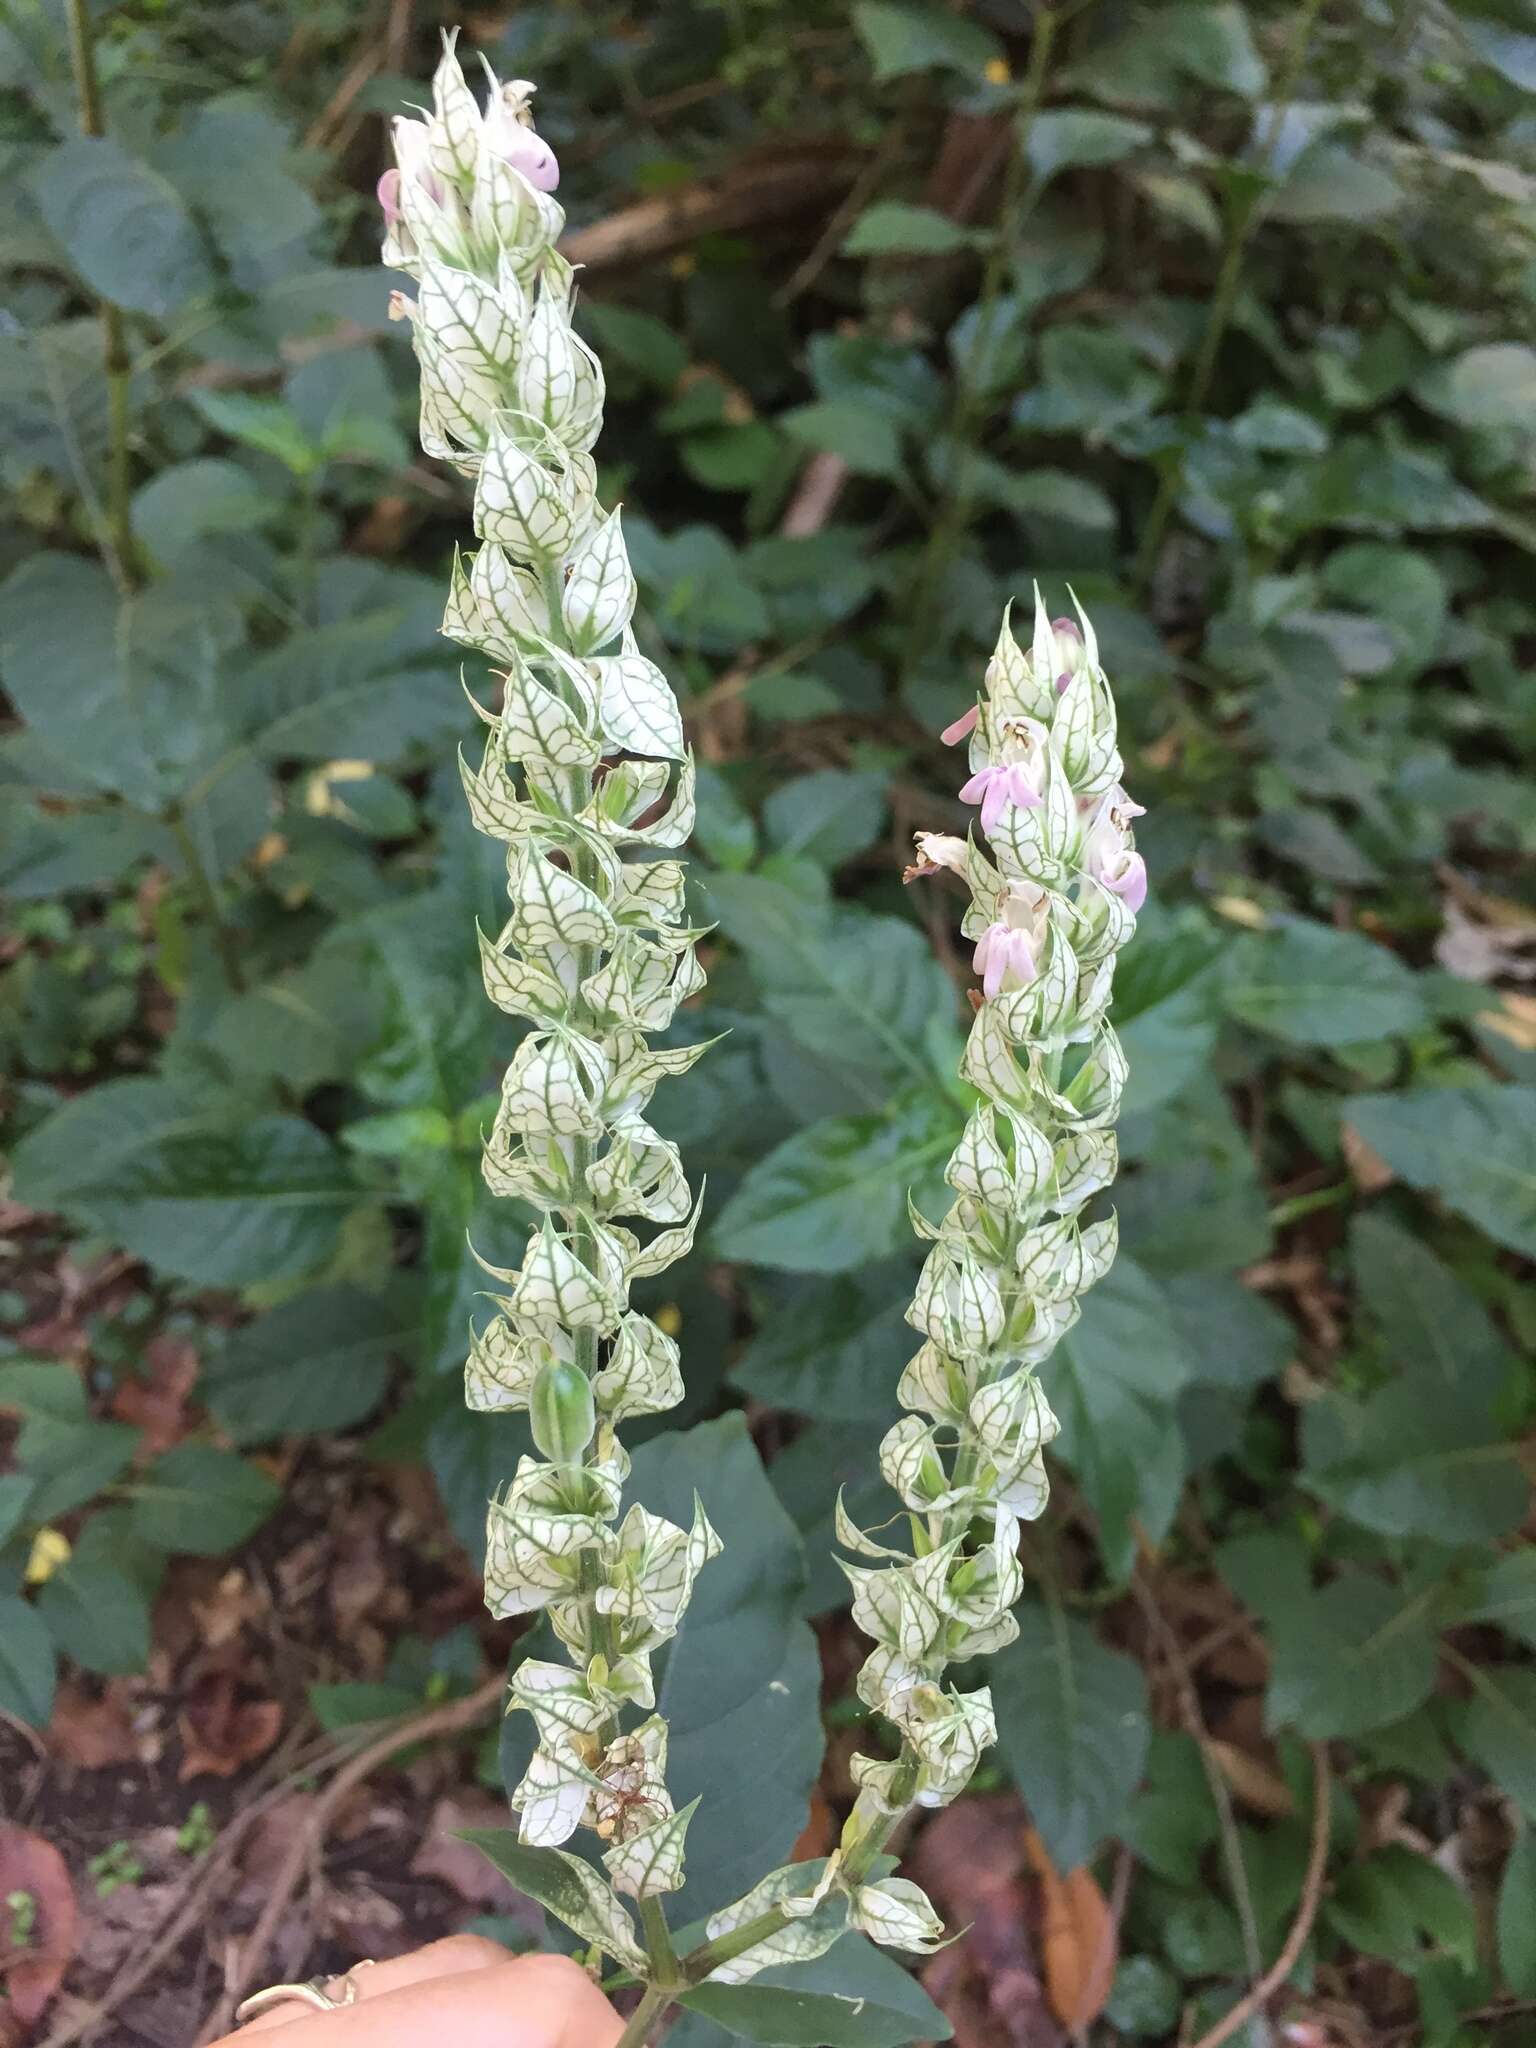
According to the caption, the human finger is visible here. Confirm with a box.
[227,1933,512,2036]
[226,1952,623,2048]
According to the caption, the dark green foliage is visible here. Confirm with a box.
[0,2,1533,2039]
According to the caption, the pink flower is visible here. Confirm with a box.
[379,119,446,228]
[1083,807,1148,912]
[941,704,979,746]
[1051,616,1082,694]
[485,96,560,191]
[959,761,1042,836]
[974,921,1038,999]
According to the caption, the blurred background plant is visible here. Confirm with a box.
[0,2,1533,2045]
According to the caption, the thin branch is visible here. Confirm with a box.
[1129,1561,1265,1984]
[63,0,140,594]
[1184,1743,1333,2048]
[193,1675,504,2043]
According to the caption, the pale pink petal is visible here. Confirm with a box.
[377,168,403,225]
[980,775,1009,836]
[1004,764,1042,810]
[941,705,980,746]
[1113,852,1148,913]
[957,766,993,807]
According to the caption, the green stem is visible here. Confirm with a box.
[638,1894,680,1986]
[64,0,140,594]
[613,1981,673,2048]
[1132,0,1327,594]
[898,6,1057,690]
[167,811,246,993]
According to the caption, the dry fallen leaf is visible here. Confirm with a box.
[0,1823,77,2031]
[909,1797,1061,2048]
[791,1787,836,1862]
[47,1679,143,1768]
[1022,1826,1116,2031]
[110,1333,199,1457]
[178,1668,283,1780]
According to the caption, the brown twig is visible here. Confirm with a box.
[562,151,862,271]
[194,1674,504,2042]
[36,1723,335,2048]
[1183,1743,1333,2048]
[1129,1558,1264,1985]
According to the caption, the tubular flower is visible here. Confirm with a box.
[381,34,709,1913]
[831,589,1143,1955]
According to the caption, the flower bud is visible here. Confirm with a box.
[530,1359,598,1464]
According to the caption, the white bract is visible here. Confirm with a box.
[381,33,707,1927]
[385,30,1145,2014]
[699,595,1144,1979]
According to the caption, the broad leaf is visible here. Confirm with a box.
[731,1264,913,1421]
[11,1078,361,1289]
[1263,1573,1439,1740]
[461,1834,646,1970]
[203,1287,411,1444]
[0,1596,56,1728]
[639,1415,825,1919]
[680,1933,952,2045]
[712,1097,954,1275]
[127,1444,282,1553]
[32,136,213,317]
[1224,918,1424,1046]
[992,1599,1150,1869]
[1344,1087,1536,1258]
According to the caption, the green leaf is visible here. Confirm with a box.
[712,1098,952,1275]
[132,458,269,561]
[1318,545,1447,679]
[1105,1954,1183,2036]
[459,1834,645,1970]
[0,1595,56,1728]
[1343,1087,1536,1259]
[852,0,1002,80]
[1418,343,1536,430]
[1498,1829,1536,1997]
[0,1475,33,1549]
[992,1599,1150,1869]
[1224,918,1424,1046]
[706,876,955,1106]
[843,202,971,257]
[11,1078,361,1289]
[37,1553,152,1676]
[1351,1212,1515,1403]
[1270,146,1404,224]
[0,553,214,809]
[1053,1260,1194,1572]
[202,1287,408,1445]
[731,1265,912,1421]
[1327,1846,1477,1973]
[681,1934,951,2045]
[637,1415,825,1918]
[578,302,689,388]
[1455,1668,1536,1819]
[762,770,887,870]
[1442,1550,1536,1652]
[779,401,902,479]
[188,390,318,472]
[1264,1574,1438,1739]
[1302,1380,1525,1543]
[128,1444,281,1554]
[1457,14,1536,90]
[31,136,213,317]
[1026,110,1151,187]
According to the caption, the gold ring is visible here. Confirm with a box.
[236,1962,374,2024]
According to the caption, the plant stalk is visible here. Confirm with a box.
[1132,0,1328,594]
[898,4,1057,690]
[167,811,247,993]
[613,1980,673,2048]
[64,0,141,594]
